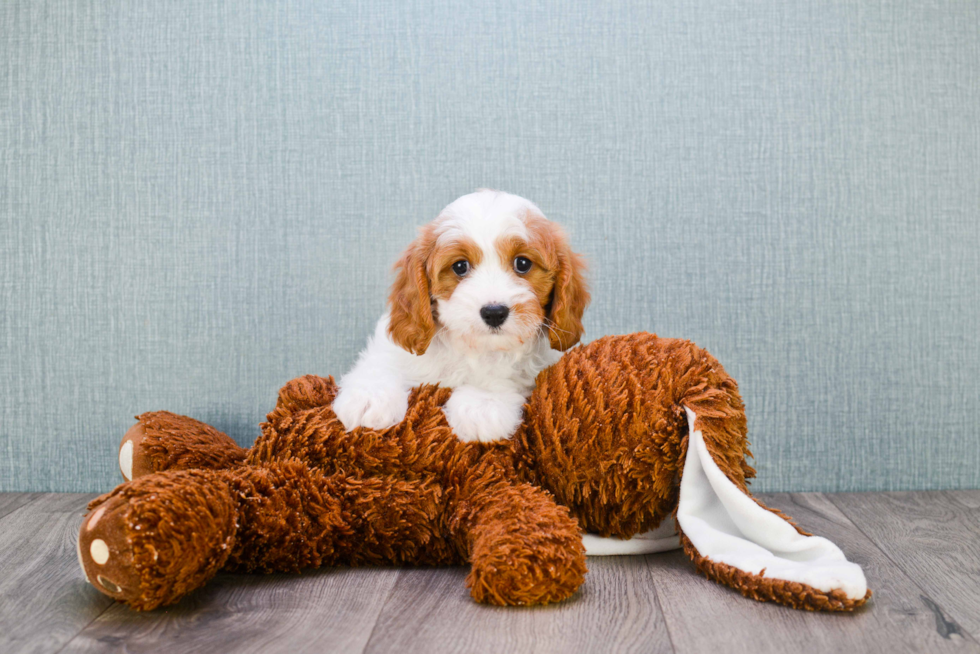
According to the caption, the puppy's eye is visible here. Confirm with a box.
[513,256,532,274]
[452,260,469,276]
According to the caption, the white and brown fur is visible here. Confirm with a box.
[333,189,589,442]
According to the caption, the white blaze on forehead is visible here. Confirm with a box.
[434,190,540,259]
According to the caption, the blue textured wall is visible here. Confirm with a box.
[2,0,978,492]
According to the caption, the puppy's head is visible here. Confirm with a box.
[388,190,589,355]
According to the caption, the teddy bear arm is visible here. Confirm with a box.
[80,459,467,610]
[457,480,587,606]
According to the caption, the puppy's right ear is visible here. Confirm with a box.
[387,227,437,355]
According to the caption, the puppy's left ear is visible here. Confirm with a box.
[387,228,437,355]
[547,238,590,351]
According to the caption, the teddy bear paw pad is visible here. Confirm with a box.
[77,496,142,604]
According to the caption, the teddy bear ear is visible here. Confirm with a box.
[582,405,870,610]
[387,227,437,356]
[674,407,870,611]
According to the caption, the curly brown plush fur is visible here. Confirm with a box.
[78,333,869,612]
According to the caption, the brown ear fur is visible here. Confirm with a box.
[387,227,437,355]
[547,238,590,351]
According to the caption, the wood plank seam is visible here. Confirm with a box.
[827,494,980,648]
[0,493,92,519]
[0,493,117,654]
[646,563,680,654]
[359,568,407,654]
[0,493,40,521]
[51,602,119,654]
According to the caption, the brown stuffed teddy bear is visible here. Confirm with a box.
[77,333,870,612]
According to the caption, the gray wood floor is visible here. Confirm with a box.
[1,492,978,654]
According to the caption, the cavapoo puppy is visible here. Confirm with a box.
[333,189,590,442]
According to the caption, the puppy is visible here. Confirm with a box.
[333,189,589,442]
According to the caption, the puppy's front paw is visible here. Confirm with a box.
[443,387,526,443]
[332,385,408,432]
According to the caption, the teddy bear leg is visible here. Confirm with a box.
[80,462,461,610]
[78,469,239,610]
[79,462,345,610]
[226,464,459,572]
[119,411,247,481]
[458,481,587,606]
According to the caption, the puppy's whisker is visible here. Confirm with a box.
[546,322,573,338]
[544,322,566,344]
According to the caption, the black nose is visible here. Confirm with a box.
[480,304,510,328]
